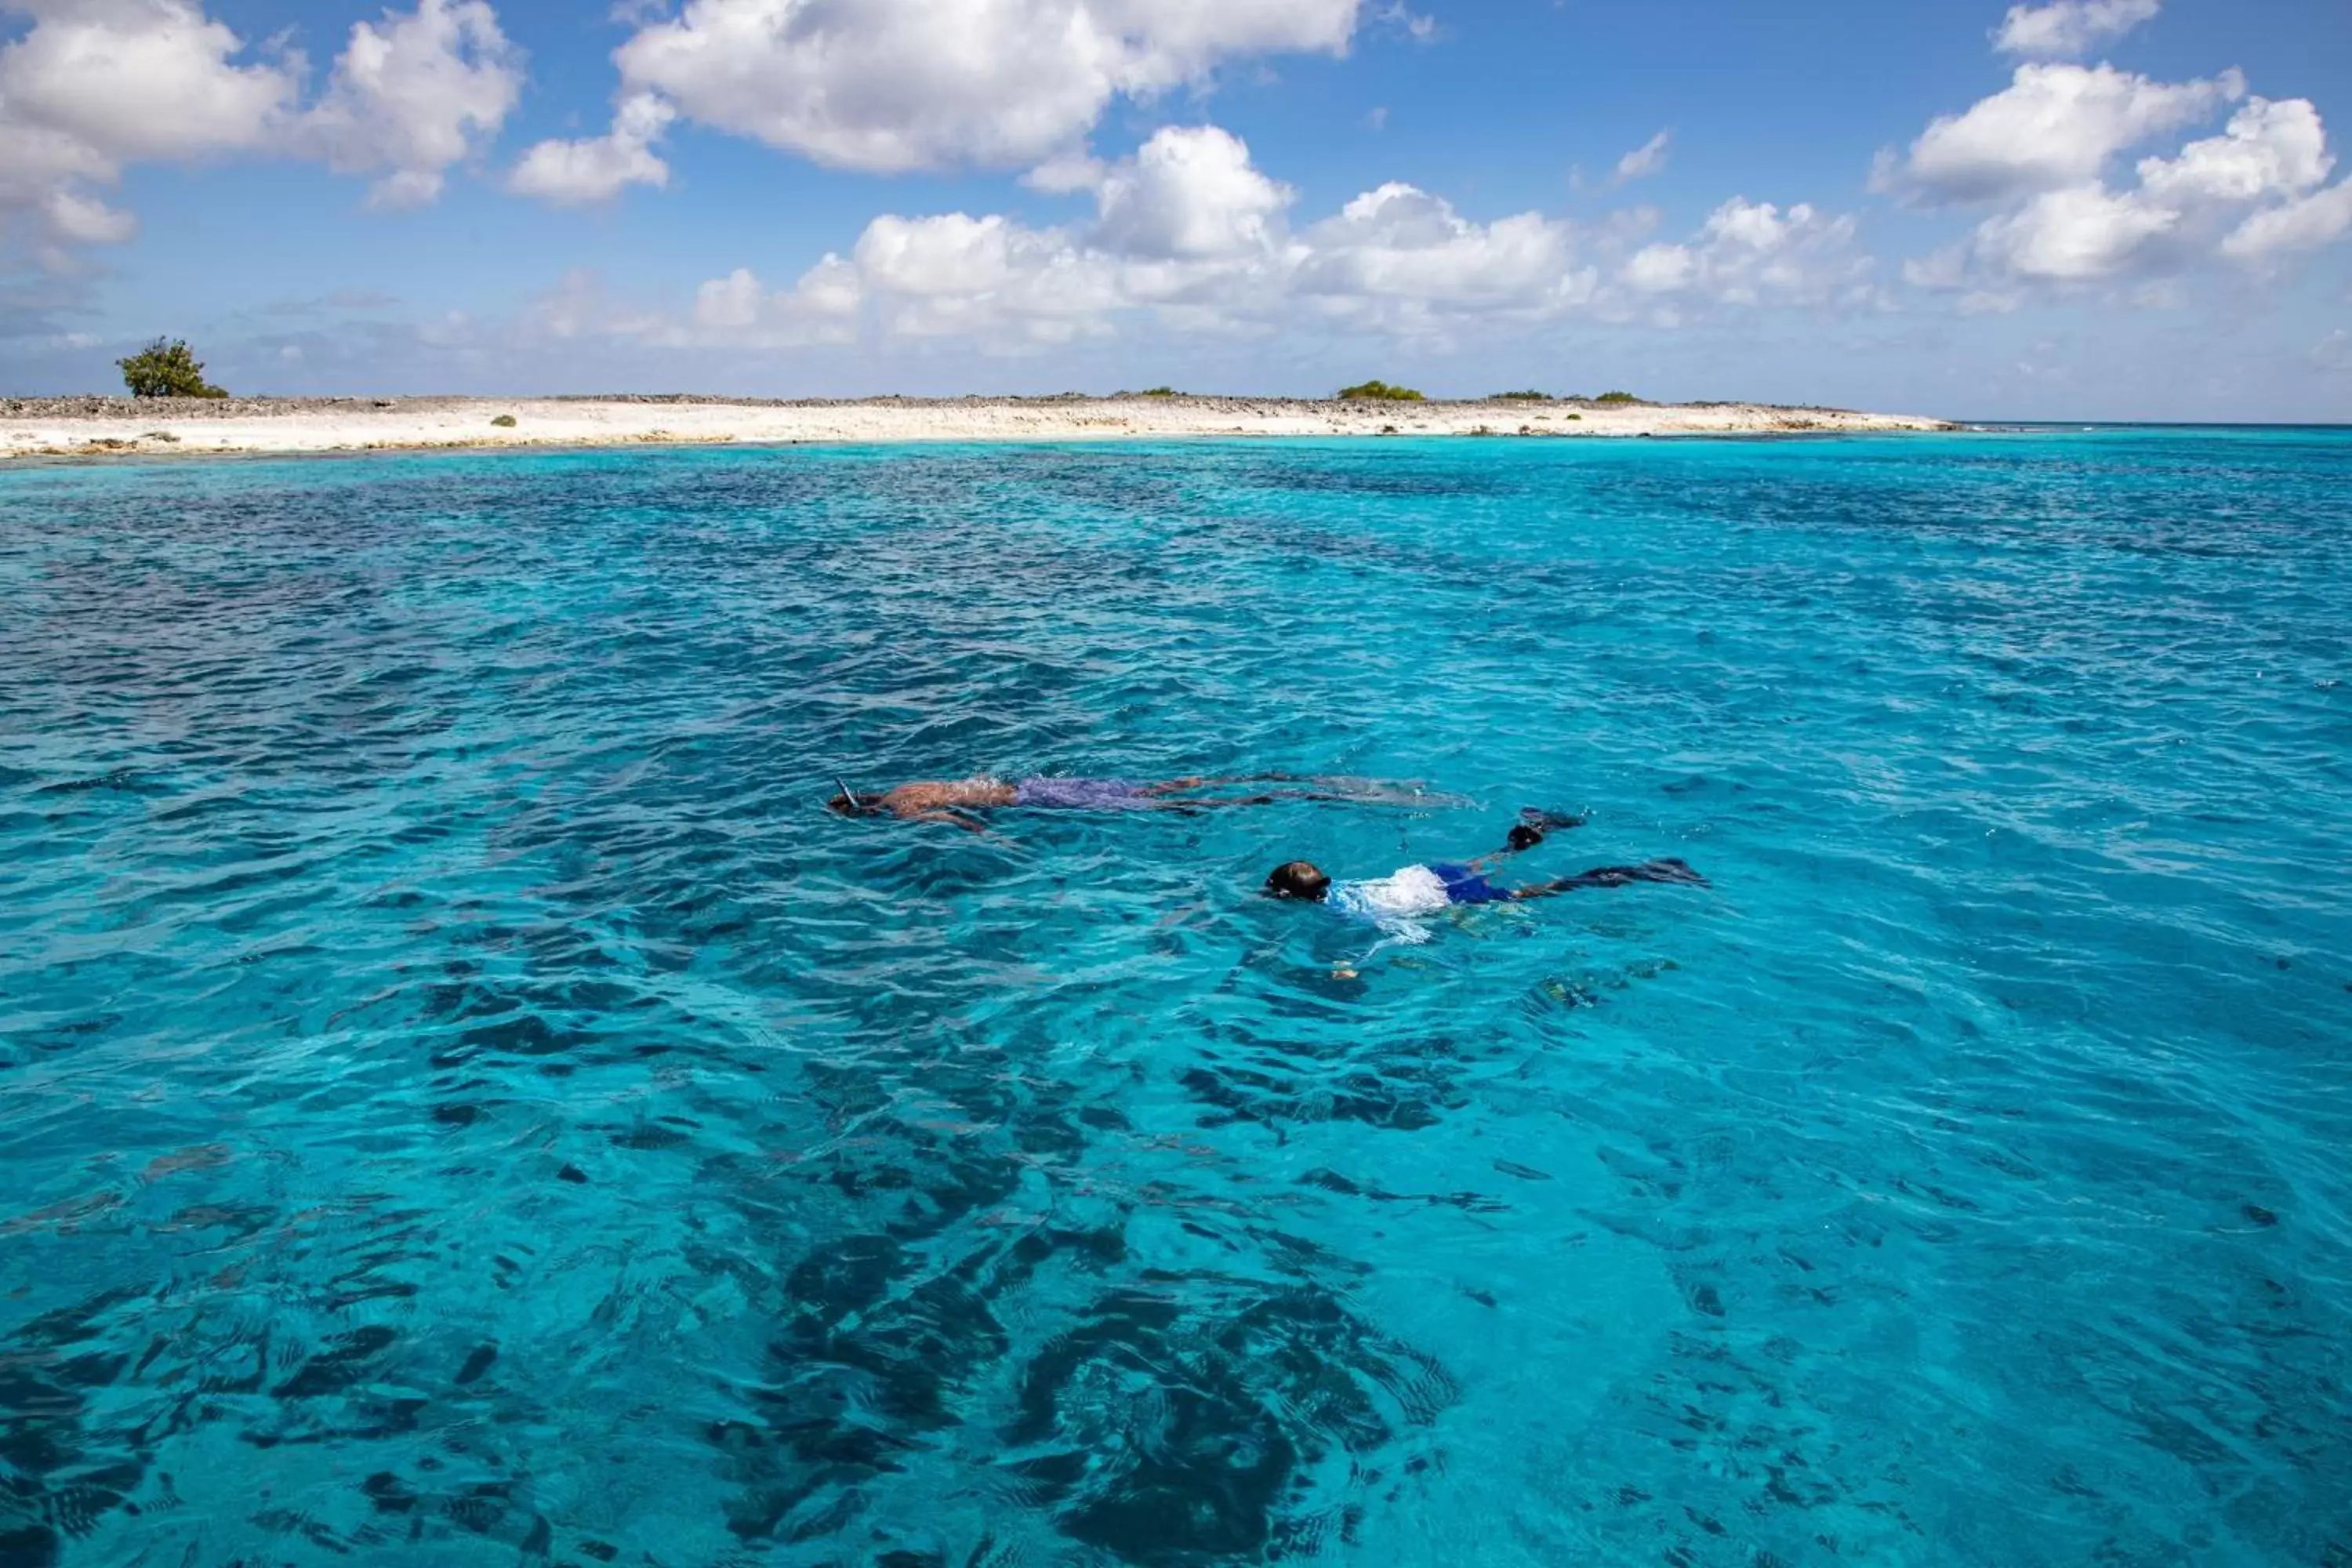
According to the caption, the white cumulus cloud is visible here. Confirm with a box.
[573,123,1637,355]
[832,125,1301,346]
[1993,0,2160,59]
[1967,183,2178,281]
[2,0,524,252]
[303,0,524,209]
[1884,62,2241,205]
[2136,96,2332,206]
[808,126,1304,347]
[42,187,140,245]
[604,0,1364,175]
[1619,197,1872,309]
[1093,124,1292,260]
[1907,91,2352,295]
[854,212,1124,343]
[1023,149,1109,194]
[673,258,863,347]
[2222,180,2352,263]
[0,0,299,165]
[510,94,677,205]
[575,120,1905,362]
[1294,183,1587,335]
[0,0,299,245]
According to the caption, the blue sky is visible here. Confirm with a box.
[3,0,2349,417]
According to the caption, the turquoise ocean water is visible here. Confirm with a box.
[2,430,2347,1566]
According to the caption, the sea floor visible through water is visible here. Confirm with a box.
[2,430,2348,1568]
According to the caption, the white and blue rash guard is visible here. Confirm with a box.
[1327,862,1512,921]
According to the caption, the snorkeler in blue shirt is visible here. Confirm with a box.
[1264,810,1703,924]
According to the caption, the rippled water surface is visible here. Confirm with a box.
[3,431,2350,1567]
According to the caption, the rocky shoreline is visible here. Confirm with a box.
[1,394,1960,459]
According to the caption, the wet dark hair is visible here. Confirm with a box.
[1265,860,1331,901]
[1507,823,1545,852]
[827,792,883,817]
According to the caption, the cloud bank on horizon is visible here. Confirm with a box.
[2,0,2347,416]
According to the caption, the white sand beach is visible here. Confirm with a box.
[0,394,1955,460]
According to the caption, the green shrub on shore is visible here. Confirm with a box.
[118,338,227,399]
[1338,379,1425,401]
[491,413,518,427]
[1594,390,1644,404]
[1486,390,1552,401]
[1137,386,1180,397]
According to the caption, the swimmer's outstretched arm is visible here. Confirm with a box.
[1465,810,1589,870]
[1511,858,1708,899]
[1466,829,1545,872]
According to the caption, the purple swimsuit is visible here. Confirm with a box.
[1013,777,1153,810]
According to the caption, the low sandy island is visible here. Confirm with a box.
[0,394,1956,460]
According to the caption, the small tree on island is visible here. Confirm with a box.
[118,338,228,399]
[1336,379,1425,401]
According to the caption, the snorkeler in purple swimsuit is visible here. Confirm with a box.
[827,772,1455,832]
[1011,777,1159,810]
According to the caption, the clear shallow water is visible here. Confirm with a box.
[2,430,2348,1568]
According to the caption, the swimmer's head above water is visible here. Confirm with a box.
[827,775,882,818]
[1265,861,1334,901]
